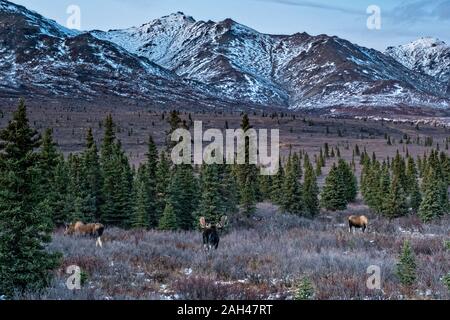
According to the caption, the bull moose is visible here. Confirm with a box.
[348,215,368,233]
[199,216,228,251]
[65,221,105,247]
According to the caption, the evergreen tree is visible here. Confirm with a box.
[324,143,330,158]
[166,110,183,152]
[131,165,151,229]
[37,128,62,227]
[80,128,102,221]
[167,164,198,230]
[294,277,315,300]
[258,174,272,201]
[158,203,178,231]
[235,114,258,216]
[406,157,422,212]
[100,116,132,227]
[303,157,320,217]
[392,151,407,192]
[220,163,239,215]
[361,159,382,211]
[65,154,84,222]
[101,114,115,159]
[418,180,443,222]
[376,162,391,214]
[383,173,408,218]
[51,155,70,225]
[396,240,417,287]
[320,164,347,211]
[337,159,357,203]
[0,100,60,296]
[130,136,159,229]
[145,136,158,228]
[418,165,446,222]
[197,164,224,224]
[270,158,285,205]
[155,151,172,222]
[281,153,304,215]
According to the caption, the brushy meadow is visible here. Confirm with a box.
[17,203,449,300]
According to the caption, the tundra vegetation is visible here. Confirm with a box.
[0,100,449,300]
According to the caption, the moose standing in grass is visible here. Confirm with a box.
[199,216,228,251]
[348,215,369,233]
[65,221,105,247]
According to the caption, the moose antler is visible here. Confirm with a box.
[216,216,228,229]
[199,217,207,229]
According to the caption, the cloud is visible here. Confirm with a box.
[390,0,450,23]
[256,0,361,15]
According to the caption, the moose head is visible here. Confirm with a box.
[199,216,228,251]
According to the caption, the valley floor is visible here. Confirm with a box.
[19,202,449,300]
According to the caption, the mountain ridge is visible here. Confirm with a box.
[1,0,449,113]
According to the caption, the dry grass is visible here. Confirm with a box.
[16,203,450,300]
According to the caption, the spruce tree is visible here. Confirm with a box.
[383,173,408,218]
[303,157,320,217]
[337,159,357,203]
[270,158,285,205]
[80,128,102,221]
[156,151,172,222]
[376,162,391,214]
[396,240,417,288]
[257,174,272,201]
[0,100,60,296]
[145,136,158,228]
[220,163,239,215]
[131,165,151,229]
[167,164,198,230]
[235,114,258,216]
[52,154,70,225]
[158,203,178,231]
[294,277,315,300]
[407,165,422,213]
[392,151,407,193]
[320,164,347,211]
[197,164,224,224]
[100,116,132,227]
[37,128,61,227]
[65,154,84,222]
[281,153,304,215]
[418,166,445,222]
[166,110,183,152]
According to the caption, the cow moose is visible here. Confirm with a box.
[199,216,228,251]
[65,221,105,247]
[348,215,368,233]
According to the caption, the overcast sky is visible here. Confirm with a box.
[12,0,450,50]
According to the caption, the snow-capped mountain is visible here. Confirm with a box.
[1,0,449,112]
[386,37,450,93]
[92,13,449,109]
[0,1,235,108]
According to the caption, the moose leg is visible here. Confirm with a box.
[96,237,103,248]
[362,224,367,233]
[214,238,219,250]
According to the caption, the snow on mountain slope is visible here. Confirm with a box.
[0,1,235,108]
[1,0,449,111]
[0,0,79,38]
[93,13,449,110]
[92,13,290,107]
[386,38,450,95]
